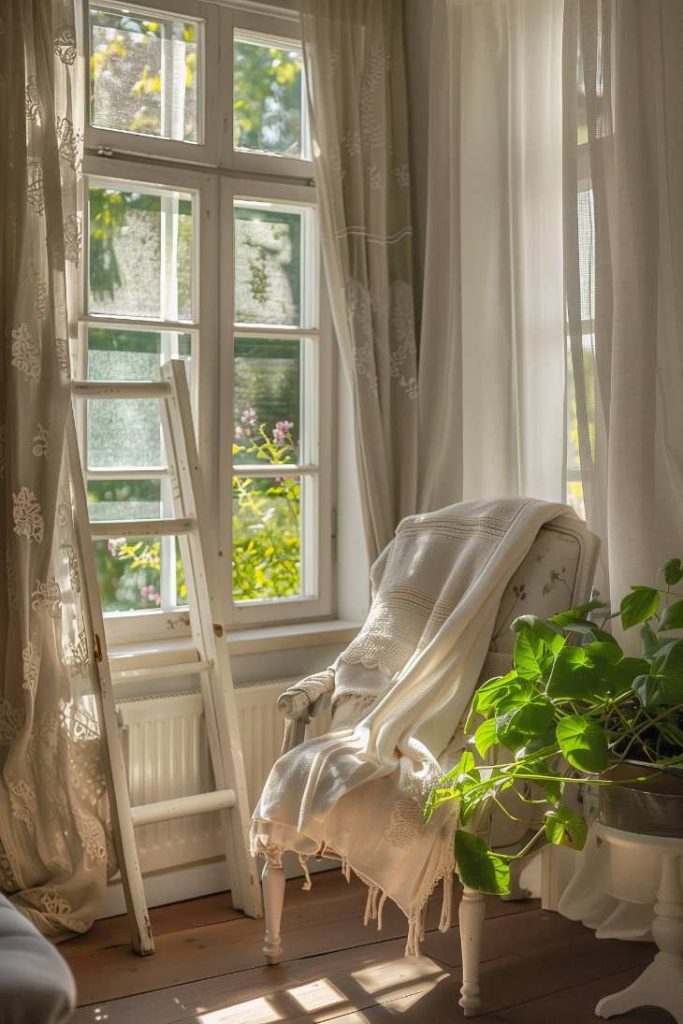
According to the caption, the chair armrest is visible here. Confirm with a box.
[277,668,335,754]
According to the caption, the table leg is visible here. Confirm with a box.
[596,852,683,1024]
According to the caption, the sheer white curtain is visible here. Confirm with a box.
[418,0,565,512]
[558,0,683,940]
[0,0,111,936]
[563,0,683,613]
[299,0,419,562]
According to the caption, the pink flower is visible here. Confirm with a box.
[273,420,294,445]
[234,424,243,439]
[140,584,161,606]
[240,407,258,429]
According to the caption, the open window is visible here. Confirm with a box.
[80,1,334,644]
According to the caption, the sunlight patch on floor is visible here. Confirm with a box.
[288,978,349,1013]
[383,973,450,1011]
[351,956,443,995]
[196,995,283,1023]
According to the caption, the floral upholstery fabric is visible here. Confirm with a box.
[488,522,582,655]
[331,521,585,731]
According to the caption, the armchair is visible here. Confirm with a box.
[262,511,598,1015]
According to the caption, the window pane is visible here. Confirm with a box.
[90,6,201,143]
[88,478,162,521]
[578,189,595,322]
[233,337,300,465]
[234,204,302,326]
[88,185,194,320]
[90,488,186,611]
[93,536,163,611]
[87,396,162,469]
[233,33,305,158]
[232,475,301,601]
[88,326,192,380]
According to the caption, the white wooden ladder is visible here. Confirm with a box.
[69,358,262,954]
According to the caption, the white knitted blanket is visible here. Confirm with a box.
[251,498,572,952]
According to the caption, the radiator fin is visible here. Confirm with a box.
[117,681,330,873]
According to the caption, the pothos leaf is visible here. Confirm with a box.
[514,759,564,802]
[454,829,511,896]
[549,598,608,627]
[495,699,556,754]
[546,646,594,700]
[513,628,546,680]
[510,615,565,654]
[544,804,588,850]
[474,718,498,758]
[620,587,660,631]
[556,714,609,774]
[659,599,683,632]
[641,621,664,660]
[632,674,683,708]
[663,557,683,586]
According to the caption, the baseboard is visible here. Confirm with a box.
[99,853,337,920]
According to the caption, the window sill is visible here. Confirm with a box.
[108,619,361,671]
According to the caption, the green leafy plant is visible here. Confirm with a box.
[424,558,683,895]
[232,413,301,601]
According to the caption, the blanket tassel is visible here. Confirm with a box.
[439,869,453,932]
[377,892,387,931]
[363,884,380,927]
[298,854,312,891]
[405,910,421,957]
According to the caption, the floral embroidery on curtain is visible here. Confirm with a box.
[299,0,419,560]
[0,0,112,937]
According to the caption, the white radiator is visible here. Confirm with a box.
[116,680,330,876]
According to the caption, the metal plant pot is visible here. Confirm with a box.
[598,762,683,838]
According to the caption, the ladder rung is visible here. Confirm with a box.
[130,789,236,827]
[89,517,193,538]
[72,380,173,399]
[112,659,212,683]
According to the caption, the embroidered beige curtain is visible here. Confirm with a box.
[298,0,419,561]
[0,0,111,936]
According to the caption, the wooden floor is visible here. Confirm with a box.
[61,871,670,1024]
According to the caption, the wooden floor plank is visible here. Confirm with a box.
[68,940,448,1024]
[63,891,239,956]
[495,967,671,1024]
[300,966,664,1024]
[62,871,669,1024]
[63,873,532,1005]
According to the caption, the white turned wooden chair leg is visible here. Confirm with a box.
[262,858,286,965]
[459,887,486,1017]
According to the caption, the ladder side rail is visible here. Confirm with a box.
[160,364,256,915]
[66,411,155,955]
[156,377,231,800]
[161,360,262,917]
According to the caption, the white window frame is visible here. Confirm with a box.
[78,156,219,644]
[221,176,333,628]
[79,0,335,644]
[565,139,599,517]
[85,0,221,166]
[224,8,313,180]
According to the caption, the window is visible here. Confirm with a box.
[81,1,333,642]
[565,34,611,521]
[565,181,597,520]
[89,6,203,144]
